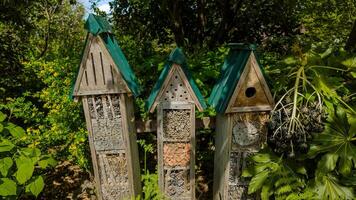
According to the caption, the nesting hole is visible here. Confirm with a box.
[245,87,256,98]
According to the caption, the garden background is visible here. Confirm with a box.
[0,0,355,199]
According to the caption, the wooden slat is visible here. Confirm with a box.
[82,97,103,200]
[119,94,142,198]
[135,117,215,133]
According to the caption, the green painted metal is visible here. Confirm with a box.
[85,14,112,36]
[146,48,207,111]
[208,43,262,113]
[71,14,140,98]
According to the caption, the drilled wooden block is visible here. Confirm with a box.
[160,69,192,103]
[163,109,191,140]
[163,143,191,167]
[164,169,191,198]
[97,152,130,200]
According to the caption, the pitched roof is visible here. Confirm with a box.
[146,48,207,111]
[71,14,140,98]
[208,43,263,113]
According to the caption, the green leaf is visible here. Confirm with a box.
[0,139,15,152]
[252,153,271,163]
[319,47,332,58]
[0,112,6,122]
[261,185,271,200]
[283,56,297,65]
[315,174,354,200]
[38,156,57,169]
[21,148,41,157]
[0,178,17,196]
[0,123,3,133]
[21,147,41,164]
[15,157,34,184]
[0,157,13,177]
[318,154,338,172]
[5,123,25,138]
[25,176,44,197]
[341,57,356,68]
[338,157,352,177]
[295,166,307,175]
[248,170,269,194]
[308,107,356,173]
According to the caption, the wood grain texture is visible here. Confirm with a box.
[82,96,103,200]
[225,53,273,113]
[73,36,130,97]
[157,102,196,200]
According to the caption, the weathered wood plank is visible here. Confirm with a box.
[135,116,215,133]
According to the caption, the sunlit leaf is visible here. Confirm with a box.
[15,157,34,184]
[0,178,17,196]
[25,176,44,197]
[5,123,25,138]
[0,139,15,152]
[0,157,13,177]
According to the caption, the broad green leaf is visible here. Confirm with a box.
[0,178,17,196]
[25,176,44,197]
[338,157,352,177]
[0,157,13,177]
[5,123,25,138]
[38,156,57,169]
[0,139,15,152]
[0,123,3,132]
[315,174,354,200]
[21,148,41,158]
[0,112,6,122]
[248,170,269,194]
[21,148,41,164]
[318,154,338,172]
[308,107,356,174]
[15,157,34,184]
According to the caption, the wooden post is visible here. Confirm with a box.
[146,48,206,199]
[71,14,141,200]
[209,44,274,200]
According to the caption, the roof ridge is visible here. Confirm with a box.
[85,14,112,36]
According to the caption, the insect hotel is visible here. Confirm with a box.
[146,48,206,199]
[71,14,141,200]
[209,44,274,200]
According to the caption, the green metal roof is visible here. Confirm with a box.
[71,14,140,98]
[208,43,259,113]
[85,14,112,36]
[146,48,207,111]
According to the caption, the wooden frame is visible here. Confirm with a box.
[149,64,204,113]
[225,53,274,113]
[72,34,130,97]
[157,101,196,200]
[81,94,141,200]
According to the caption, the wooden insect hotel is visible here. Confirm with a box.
[209,44,274,200]
[71,14,141,200]
[146,48,206,199]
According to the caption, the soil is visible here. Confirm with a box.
[39,161,97,200]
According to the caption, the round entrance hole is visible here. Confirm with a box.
[245,87,256,98]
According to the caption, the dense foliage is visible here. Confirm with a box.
[0,0,355,198]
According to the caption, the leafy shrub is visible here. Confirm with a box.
[0,112,56,198]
